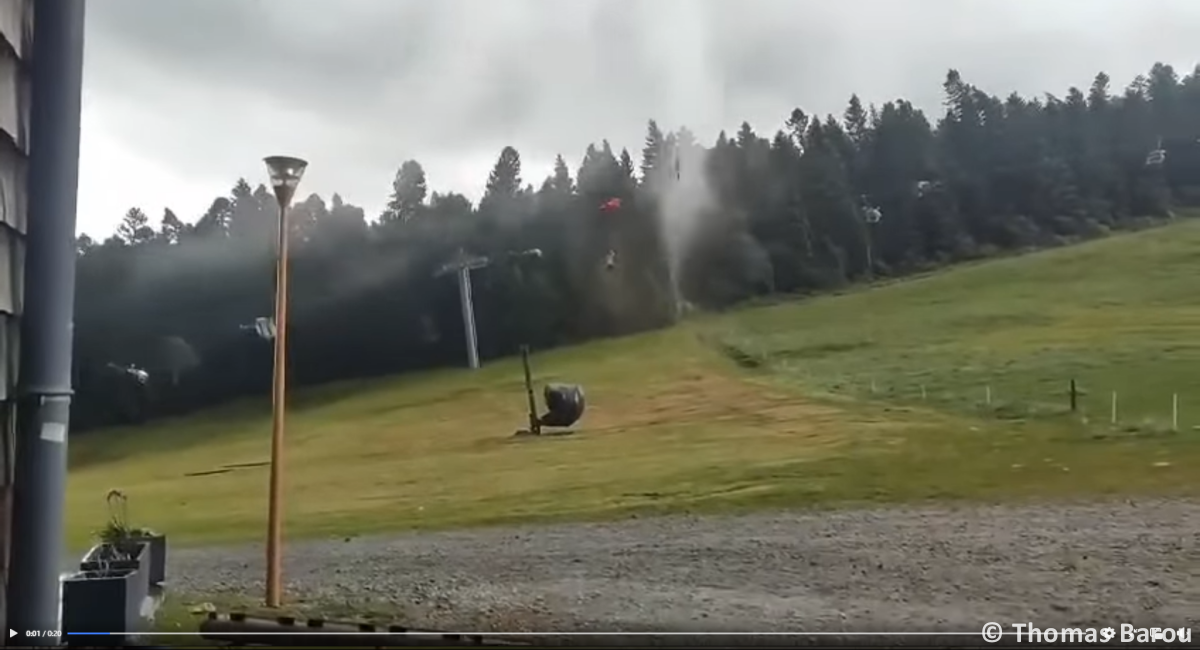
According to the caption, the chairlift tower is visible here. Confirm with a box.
[434,248,543,371]
[861,198,883,276]
[435,249,491,370]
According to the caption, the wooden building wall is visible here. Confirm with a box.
[0,0,31,626]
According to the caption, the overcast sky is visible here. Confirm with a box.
[77,0,1200,237]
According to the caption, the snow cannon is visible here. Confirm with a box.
[539,383,586,428]
[517,345,585,436]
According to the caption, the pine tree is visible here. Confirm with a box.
[548,154,573,194]
[485,146,523,199]
[227,178,273,242]
[194,197,232,238]
[116,207,154,245]
[844,94,868,144]
[381,160,428,224]
[640,119,665,183]
[1088,72,1111,111]
[619,148,636,181]
[75,234,95,256]
[160,208,185,244]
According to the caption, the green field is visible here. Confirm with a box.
[67,219,1200,549]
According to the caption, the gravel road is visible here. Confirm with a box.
[169,500,1200,643]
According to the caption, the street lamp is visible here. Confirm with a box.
[262,155,307,608]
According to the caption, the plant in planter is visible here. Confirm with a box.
[82,520,147,574]
[66,490,160,642]
[80,489,166,586]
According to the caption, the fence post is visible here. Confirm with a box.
[1111,391,1118,425]
[1069,379,1077,412]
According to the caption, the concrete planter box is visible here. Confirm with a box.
[128,532,166,586]
[61,566,148,645]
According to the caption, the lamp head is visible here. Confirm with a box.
[264,155,308,208]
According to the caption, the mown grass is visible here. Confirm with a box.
[67,218,1200,550]
[69,329,901,548]
[718,217,1200,428]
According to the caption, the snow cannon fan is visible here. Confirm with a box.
[540,383,586,428]
[516,345,586,436]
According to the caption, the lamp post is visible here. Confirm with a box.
[262,155,307,608]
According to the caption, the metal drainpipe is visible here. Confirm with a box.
[5,0,86,640]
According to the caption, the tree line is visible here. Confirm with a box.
[73,62,1200,430]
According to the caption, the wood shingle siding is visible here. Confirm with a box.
[0,0,32,629]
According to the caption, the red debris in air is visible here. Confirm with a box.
[599,197,622,213]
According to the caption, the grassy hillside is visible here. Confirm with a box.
[67,220,1200,548]
[722,218,1200,424]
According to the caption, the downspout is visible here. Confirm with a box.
[4,0,86,640]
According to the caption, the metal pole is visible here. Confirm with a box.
[457,268,479,370]
[865,224,874,278]
[265,202,290,607]
[6,0,86,638]
[520,346,539,435]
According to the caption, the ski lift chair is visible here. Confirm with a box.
[239,317,277,341]
[1146,137,1167,166]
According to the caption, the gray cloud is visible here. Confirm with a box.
[83,0,1200,220]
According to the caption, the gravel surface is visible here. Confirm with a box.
[169,500,1200,644]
